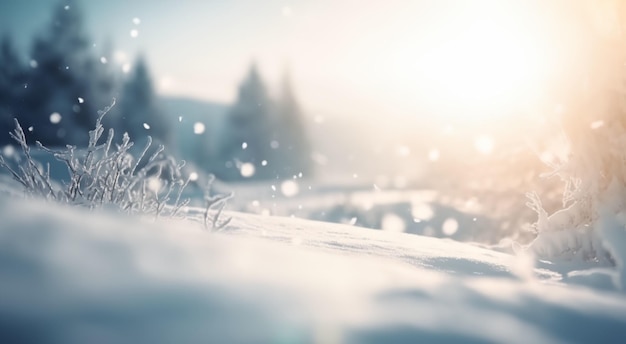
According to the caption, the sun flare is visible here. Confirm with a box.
[416,2,549,118]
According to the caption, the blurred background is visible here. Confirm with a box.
[1,0,622,244]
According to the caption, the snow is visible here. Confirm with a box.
[240,163,255,178]
[280,180,299,197]
[193,122,205,134]
[49,112,62,124]
[442,217,459,236]
[1,192,626,343]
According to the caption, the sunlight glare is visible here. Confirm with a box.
[416,2,547,119]
[474,136,494,155]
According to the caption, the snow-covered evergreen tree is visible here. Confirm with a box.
[0,34,26,145]
[215,64,313,181]
[216,63,276,180]
[273,69,313,179]
[118,55,171,147]
[23,0,99,146]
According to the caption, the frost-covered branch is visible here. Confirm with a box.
[0,100,231,227]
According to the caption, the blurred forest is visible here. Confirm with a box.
[5,0,626,246]
[0,1,312,182]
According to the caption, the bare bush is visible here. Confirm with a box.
[0,100,231,230]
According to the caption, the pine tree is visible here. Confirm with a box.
[216,63,276,180]
[23,0,100,146]
[117,55,170,147]
[274,70,313,179]
[0,34,26,145]
[86,39,119,129]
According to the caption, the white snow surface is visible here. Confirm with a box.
[1,195,626,343]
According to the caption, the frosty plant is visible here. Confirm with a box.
[525,111,626,264]
[525,5,626,265]
[0,99,232,230]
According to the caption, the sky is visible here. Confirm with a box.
[0,0,614,149]
[0,1,567,116]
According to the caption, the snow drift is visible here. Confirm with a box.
[2,196,626,343]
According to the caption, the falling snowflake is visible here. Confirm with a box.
[100,57,108,64]
[242,142,248,149]
[49,113,61,124]
[193,122,205,134]
[147,177,162,193]
[189,172,198,181]
[130,29,139,38]
[411,203,434,221]
[2,145,15,157]
[240,163,255,178]
[280,180,299,197]
[442,218,459,236]
[132,17,141,25]
[143,123,150,130]
[78,97,84,104]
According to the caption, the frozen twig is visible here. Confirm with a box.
[0,99,231,225]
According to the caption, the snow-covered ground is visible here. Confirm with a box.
[2,193,626,344]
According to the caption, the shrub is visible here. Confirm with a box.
[525,113,626,264]
[0,99,231,230]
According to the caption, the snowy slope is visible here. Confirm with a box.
[1,196,626,343]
